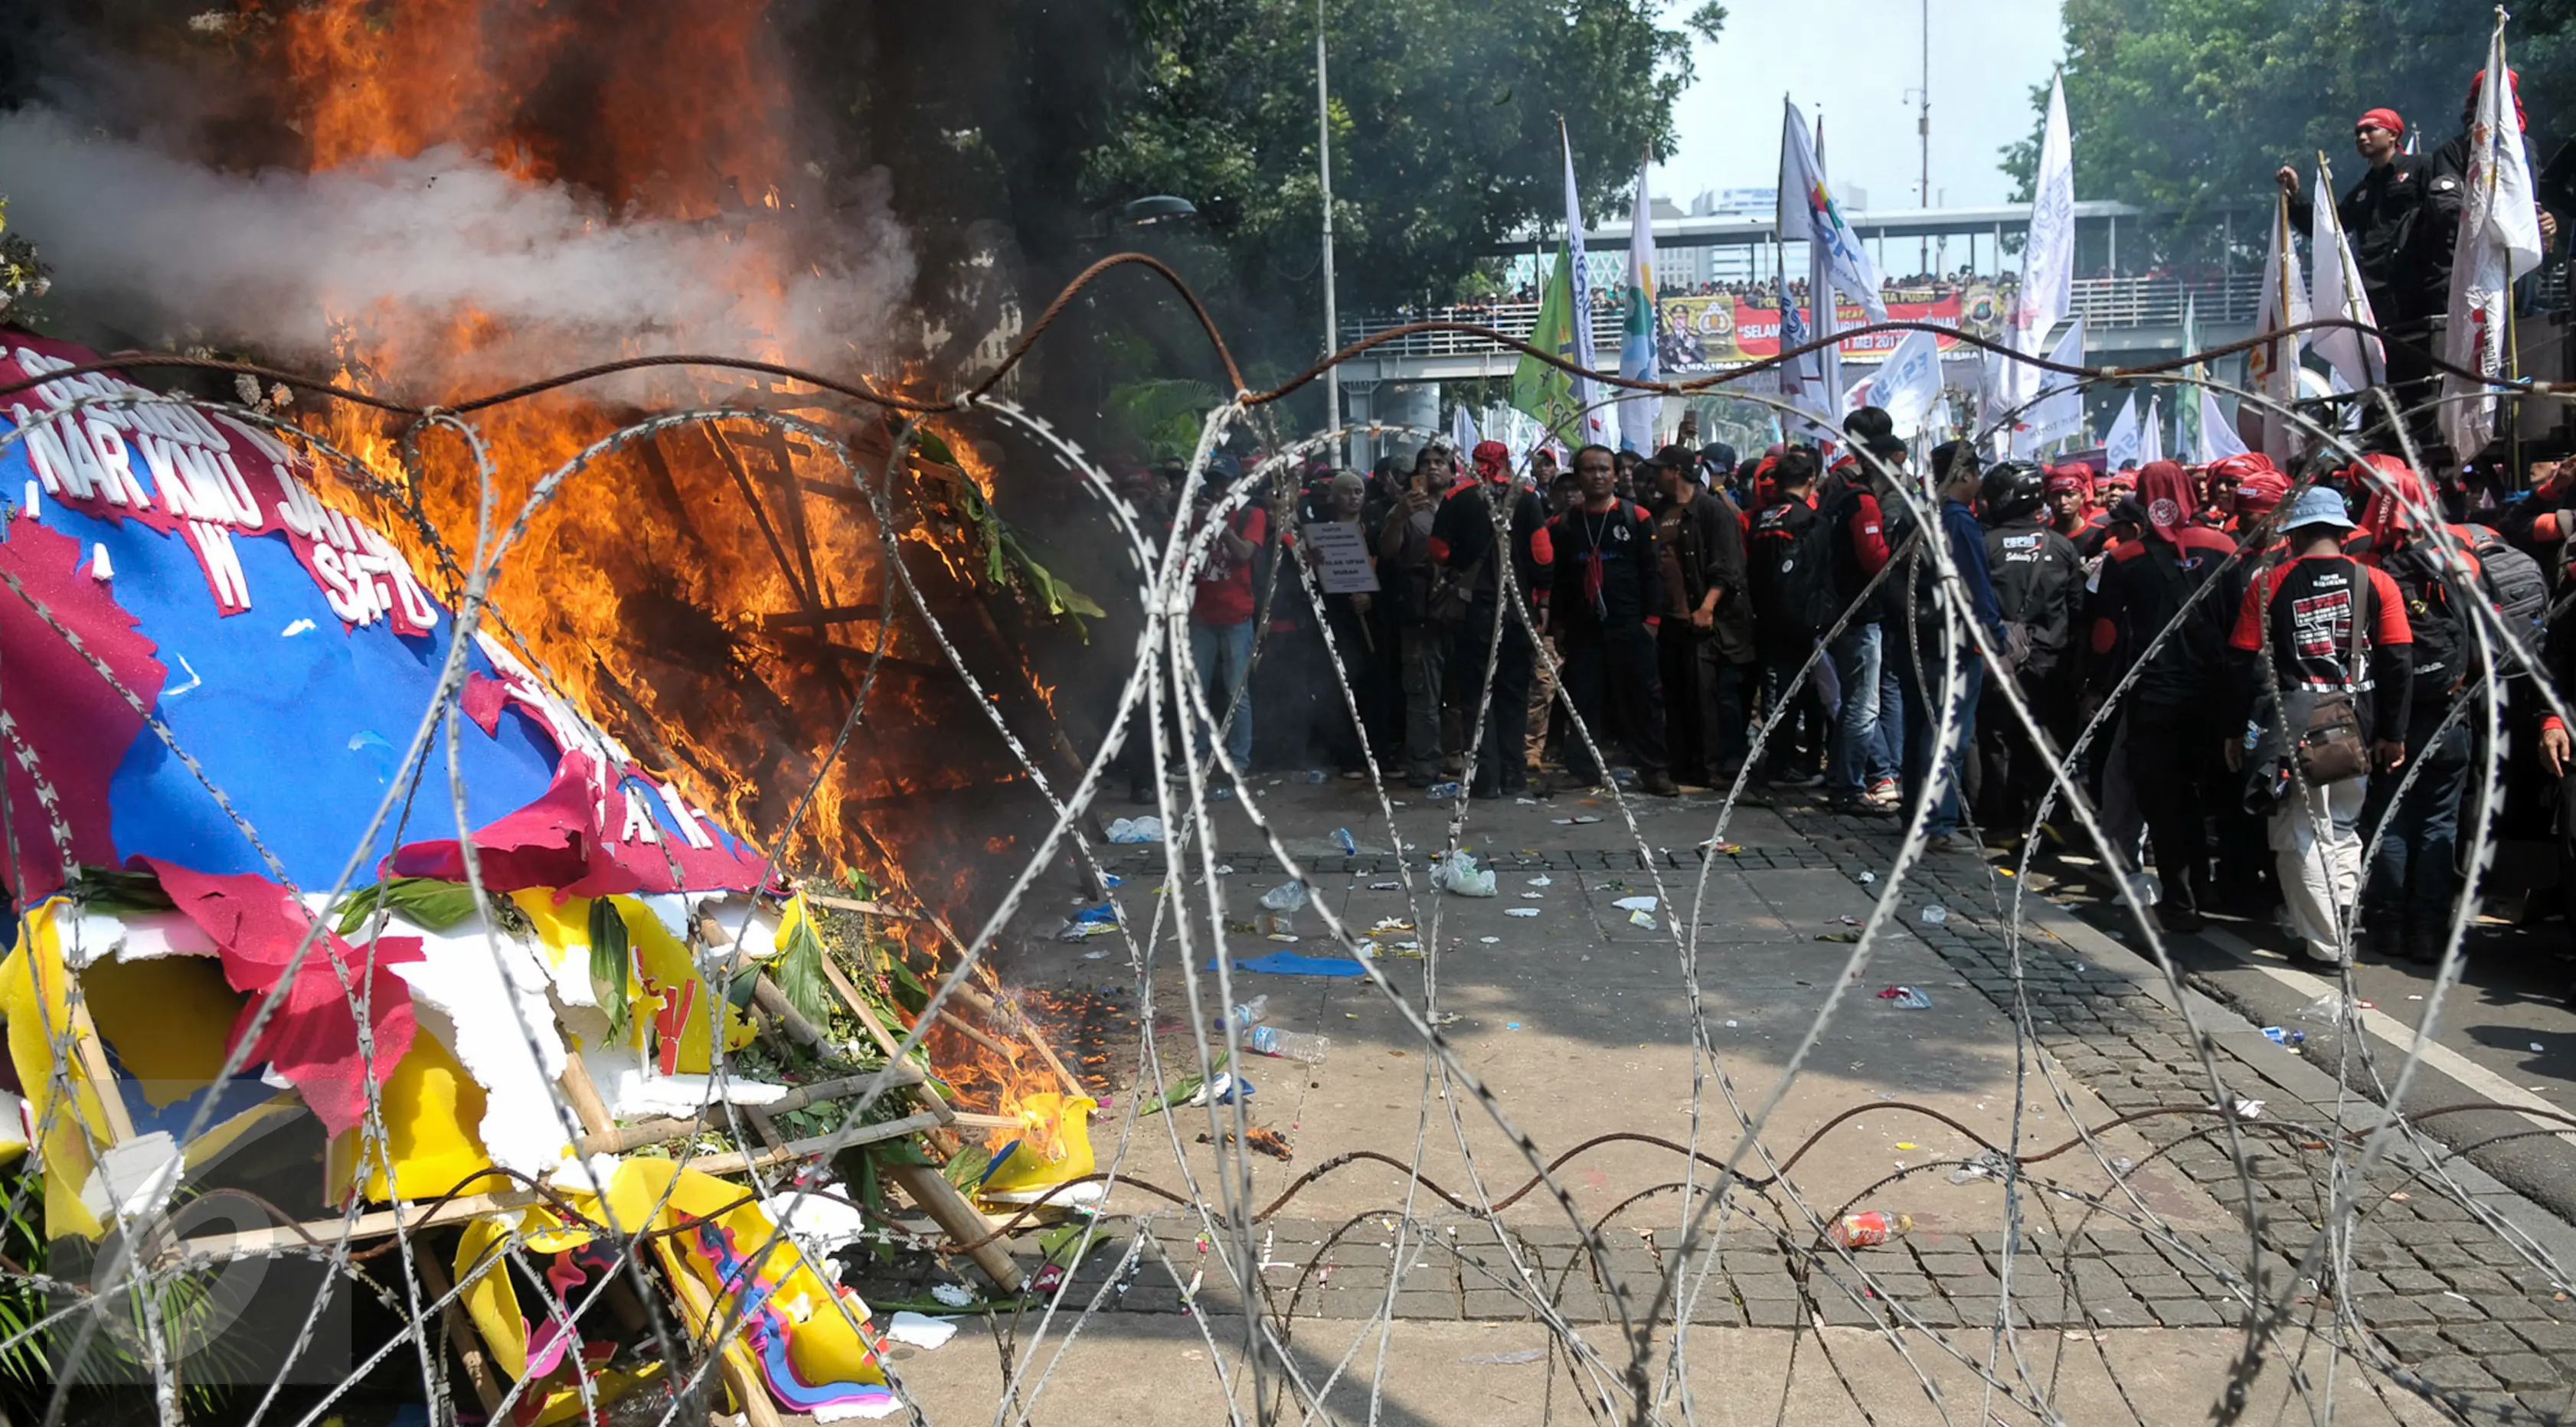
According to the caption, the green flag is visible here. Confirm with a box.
[1511,244,1581,442]
[2174,295,2203,459]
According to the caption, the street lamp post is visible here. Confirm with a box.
[1317,0,1342,468]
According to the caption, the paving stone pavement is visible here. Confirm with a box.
[868,789,2576,1423]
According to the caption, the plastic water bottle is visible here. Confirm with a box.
[1244,1026,1330,1065]
[1217,995,1270,1030]
[1426,781,1463,799]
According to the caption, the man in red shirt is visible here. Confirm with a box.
[1188,455,1269,786]
[2224,486,2414,965]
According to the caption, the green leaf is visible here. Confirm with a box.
[1137,1052,1228,1118]
[64,867,175,916]
[941,1142,993,1188]
[587,897,631,1041]
[331,877,481,936]
[773,913,834,1027]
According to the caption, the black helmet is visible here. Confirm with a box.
[1978,461,2047,525]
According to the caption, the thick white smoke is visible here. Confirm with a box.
[0,107,916,396]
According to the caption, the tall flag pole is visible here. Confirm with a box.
[1508,243,1581,442]
[2250,188,2311,465]
[2442,8,2545,462]
[1561,120,1605,446]
[1617,150,1661,454]
[1778,99,1884,435]
[2174,296,2204,458]
[2004,72,2076,421]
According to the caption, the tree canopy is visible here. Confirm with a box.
[2006,0,2576,221]
[1084,0,1718,314]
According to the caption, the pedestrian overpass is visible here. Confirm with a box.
[1334,200,2264,436]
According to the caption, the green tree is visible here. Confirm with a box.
[2004,1,2576,233]
[1084,0,1720,315]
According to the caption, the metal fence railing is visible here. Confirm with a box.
[1341,274,2270,362]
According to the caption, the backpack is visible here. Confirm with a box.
[1767,505,1842,646]
[2466,523,2548,656]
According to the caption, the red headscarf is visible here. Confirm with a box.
[2234,469,2291,514]
[2351,453,2431,548]
[1470,439,1512,483]
[2470,67,2529,132]
[2358,107,2405,139]
[2042,465,2091,496]
[2136,459,2197,546]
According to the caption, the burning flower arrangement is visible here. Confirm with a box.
[0,199,50,320]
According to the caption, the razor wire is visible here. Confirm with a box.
[2,275,2575,1427]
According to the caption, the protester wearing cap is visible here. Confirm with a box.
[1548,444,1678,796]
[1648,444,1754,789]
[1379,442,1455,785]
[2224,485,2414,966]
[2087,460,2243,931]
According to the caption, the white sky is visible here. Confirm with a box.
[1652,0,2067,211]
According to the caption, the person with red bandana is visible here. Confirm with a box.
[2344,455,2491,962]
[2043,466,2096,544]
[2277,107,2429,339]
[2422,70,2560,330]
[1429,439,1555,798]
[1548,445,1677,795]
[1745,446,1829,786]
[2225,486,2414,966]
[2087,459,2241,932]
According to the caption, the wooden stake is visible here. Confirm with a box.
[886,1164,1023,1295]
[415,1250,505,1419]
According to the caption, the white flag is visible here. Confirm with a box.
[1779,100,1886,320]
[2442,15,2545,459]
[1561,123,1606,446]
[2196,387,2250,462]
[1617,152,1660,454]
[1774,106,1843,429]
[2014,317,2090,455]
[2310,165,2384,390]
[2103,393,2143,474]
[1451,403,1480,457]
[2004,72,2076,416]
[2250,191,2312,465]
[1871,325,1945,439]
[2140,395,2165,465]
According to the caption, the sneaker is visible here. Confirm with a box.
[1771,769,1826,789]
[2303,943,2349,968]
[1921,833,1966,855]
[1642,771,1682,797]
[1829,797,1894,818]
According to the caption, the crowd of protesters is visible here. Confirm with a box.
[1127,396,2576,978]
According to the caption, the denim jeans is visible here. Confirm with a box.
[2362,701,2473,950]
[1875,625,1910,783]
[1896,633,1983,838]
[1190,619,1256,770]
[1826,622,1883,800]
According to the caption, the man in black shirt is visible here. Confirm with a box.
[1976,462,2086,839]
[1430,440,1554,798]
[1649,445,1754,787]
[2279,107,2427,328]
[1548,444,1678,795]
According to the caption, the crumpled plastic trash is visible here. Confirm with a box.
[1612,896,1658,913]
[1918,905,1949,925]
[1257,883,1309,913]
[1106,817,1165,844]
[1949,1148,2012,1184]
[1505,907,1539,918]
[1433,850,1498,897]
[1876,985,1932,1009]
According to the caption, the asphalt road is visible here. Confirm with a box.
[2029,848,2576,1222]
